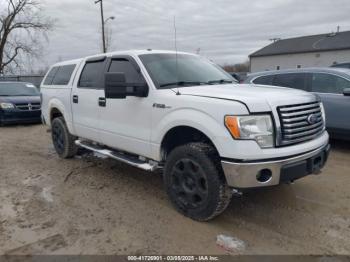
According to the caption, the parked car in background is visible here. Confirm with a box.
[228,72,248,83]
[245,68,350,140]
[229,72,240,82]
[331,62,350,69]
[0,82,41,126]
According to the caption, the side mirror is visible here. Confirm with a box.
[343,88,350,96]
[104,72,148,99]
[105,72,127,99]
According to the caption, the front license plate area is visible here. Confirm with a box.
[307,150,326,174]
[280,160,308,183]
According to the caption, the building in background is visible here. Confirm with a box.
[249,30,350,73]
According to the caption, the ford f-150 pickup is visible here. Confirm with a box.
[41,50,330,221]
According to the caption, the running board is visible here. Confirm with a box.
[75,140,159,172]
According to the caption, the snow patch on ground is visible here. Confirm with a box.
[41,187,53,203]
[216,234,246,252]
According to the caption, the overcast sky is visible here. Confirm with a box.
[40,0,350,67]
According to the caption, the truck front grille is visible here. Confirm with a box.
[15,103,41,111]
[277,101,324,146]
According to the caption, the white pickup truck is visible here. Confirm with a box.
[41,50,330,221]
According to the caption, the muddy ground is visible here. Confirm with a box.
[0,124,349,255]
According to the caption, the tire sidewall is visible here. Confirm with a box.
[164,143,225,221]
[51,117,72,158]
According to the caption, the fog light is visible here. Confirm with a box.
[256,169,272,183]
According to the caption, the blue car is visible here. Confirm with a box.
[0,82,41,126]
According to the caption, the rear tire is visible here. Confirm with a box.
[51,117,78,158]
[164,142,233,221]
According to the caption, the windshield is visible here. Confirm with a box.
[0,82,39,96]
[139,53,236,89]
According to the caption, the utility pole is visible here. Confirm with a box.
[95,0,106,53]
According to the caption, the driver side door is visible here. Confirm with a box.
[98,56,153,158]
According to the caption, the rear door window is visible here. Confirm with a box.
[253,75,274,85]
[43,66,59,85]
[52,64,76,85]
[311,73,350,94]
[273,73,309,91]
[78,60,106,88]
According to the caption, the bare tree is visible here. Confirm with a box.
[0,0,53,74]
[222,60,250,73]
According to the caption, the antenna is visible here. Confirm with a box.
[173,15,180,95]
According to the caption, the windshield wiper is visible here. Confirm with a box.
[160,81,207,88]
[207,79,234,84]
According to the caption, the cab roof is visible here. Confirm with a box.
[51,50,195,68]
[84,49,194,60]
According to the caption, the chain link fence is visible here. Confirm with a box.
[0,75,44,88]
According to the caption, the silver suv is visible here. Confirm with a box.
[245,68,350,140]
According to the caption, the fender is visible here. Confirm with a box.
[48,98,76,135]
[151,107,232,161]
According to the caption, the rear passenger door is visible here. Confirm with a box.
[71,56,107,142]
[309,73,350,133]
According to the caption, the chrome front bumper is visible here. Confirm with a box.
[221,144,330,189]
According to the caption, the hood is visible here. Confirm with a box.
[0,95,41,105]
[179,84,317,112]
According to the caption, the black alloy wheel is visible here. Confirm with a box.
[170,158,208,210]
[164,142,233,221]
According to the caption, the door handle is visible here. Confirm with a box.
[73,95,78,103]
[98,97,106,107]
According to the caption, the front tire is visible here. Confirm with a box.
[164,143,233,221]
[51,117,78,158]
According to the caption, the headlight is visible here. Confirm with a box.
[0,102,15,109]
[320,102,326,126]
[225,115,274,148]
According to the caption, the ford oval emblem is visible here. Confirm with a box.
[307,114,318,125]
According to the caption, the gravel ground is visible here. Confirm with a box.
[0,124,349,255]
